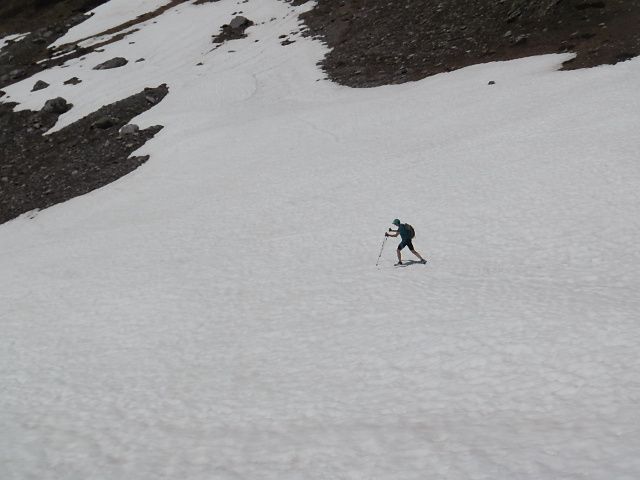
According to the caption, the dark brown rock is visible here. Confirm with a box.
[63,76,82,85]
[93,57,128,70]
[42,97,72,114]
[32,80,50,91]
[91,116,119,129]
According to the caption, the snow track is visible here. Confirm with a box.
[2,1,640,479]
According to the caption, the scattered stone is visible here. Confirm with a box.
[91,116,119,129]
[488,80,496,85]
[506,9,521,23]
[119,124,140,135]
[64,77,82,85]
[615,52,637,63]
[32,80,50,91]
[229,16,251,30]
[575,1,605,10]
[93,57,128,70]
[0,91,5,98]
[135,58,146,62]
[56,44,77,55]
[10,68,26,80]
[42,97,72,114]
[212,16,254,43]
[514,34,529,45]
[1,84,167,224]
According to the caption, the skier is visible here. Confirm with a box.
[385,218,427,266]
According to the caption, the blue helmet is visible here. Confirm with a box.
[392,219,401,226]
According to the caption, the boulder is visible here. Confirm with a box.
[10,69,26,80]
[64,77,82,85]
[91,116,119,129]
[42,97,72,114]
[93,57,128,70]
[514,34,529,45]
[229,16,250,30]
[119,124,140,135]
[32,80,50,92]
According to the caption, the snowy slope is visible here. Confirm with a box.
[2,1,640,479]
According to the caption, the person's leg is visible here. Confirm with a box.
[396,241,406,264]
[408,240,426,262]
[410,248,426,262]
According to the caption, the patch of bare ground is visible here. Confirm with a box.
[0,85,168,224]
[0,0,195,91]
[0,1,174,224]
[297,0,640,87]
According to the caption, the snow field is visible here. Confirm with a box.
[2,0,640,479]
[51,0,176,48]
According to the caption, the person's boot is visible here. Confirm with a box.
[395,261,403,266]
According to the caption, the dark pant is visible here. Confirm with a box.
[398,239,414,251]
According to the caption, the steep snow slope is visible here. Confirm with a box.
[51,0,175,47]
[2,1,640,479]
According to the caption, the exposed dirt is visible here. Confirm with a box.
[298,0,640,87]
[0,85,167,224]
[0,0,196,91]
[0,1,175,225]
[0,0,108,36]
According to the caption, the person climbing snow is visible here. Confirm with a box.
[385,218,427,266]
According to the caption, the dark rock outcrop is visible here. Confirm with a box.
[91,115,119,129]
[64,77,82,85]
[212,16,254,44]
[119,124,139,135]
[0,85,168,224]
[299,0,640,87]
[32,80,50,91]
[93,57,128,70]
[42,97,72,114]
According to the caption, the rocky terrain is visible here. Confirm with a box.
[0,86,166,224]
[300,0,640,87]
[1,0,639,223]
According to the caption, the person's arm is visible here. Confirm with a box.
[386,229,399,237]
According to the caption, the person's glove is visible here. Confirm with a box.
[385,233,389,237]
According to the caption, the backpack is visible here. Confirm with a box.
[405,223,415,239]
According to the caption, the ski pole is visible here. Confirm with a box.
[375,235,388,266]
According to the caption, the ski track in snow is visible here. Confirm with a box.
[2,0,640,479]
